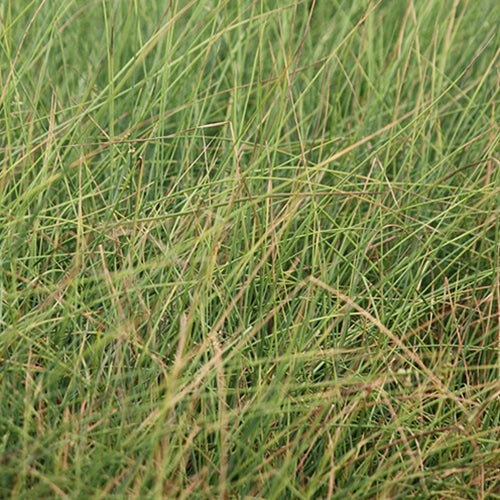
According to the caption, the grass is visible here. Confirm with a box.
[0,0,499,498]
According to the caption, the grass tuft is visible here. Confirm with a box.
[1,0,499,498]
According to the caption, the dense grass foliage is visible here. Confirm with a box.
[1,0,499,497]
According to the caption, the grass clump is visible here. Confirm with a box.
[0,0,499,498]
